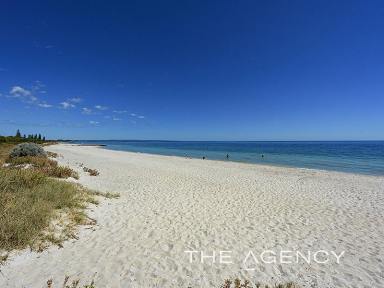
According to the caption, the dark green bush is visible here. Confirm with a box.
[9,143,46,158]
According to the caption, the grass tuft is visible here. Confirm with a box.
[6,156,78,179]
[83,166,99,176]
[47,151,58,158]
[220,279,299,288]
[91,190,120,199]
[0,253,8,264]
[47,276,96,288]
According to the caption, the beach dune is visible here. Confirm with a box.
[1,144,383,288]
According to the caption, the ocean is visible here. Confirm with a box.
[70,140,384,176]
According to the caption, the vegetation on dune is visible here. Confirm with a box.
[6,155,79,179]
[9,142,47,158]
[0,168,94,251]
[0,143,13,166]
[0,138,116,255]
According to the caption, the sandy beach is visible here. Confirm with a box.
[1,144,383,288]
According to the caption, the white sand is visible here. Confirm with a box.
[1,144,384,288]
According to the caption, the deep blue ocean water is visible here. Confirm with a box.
[71,140,384,175]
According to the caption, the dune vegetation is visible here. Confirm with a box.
[0,141,104,255]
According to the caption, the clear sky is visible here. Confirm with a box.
[1,0,383,140]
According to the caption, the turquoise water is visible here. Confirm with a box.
[71,140,384,176]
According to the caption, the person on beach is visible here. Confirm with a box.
[226,153,229,159]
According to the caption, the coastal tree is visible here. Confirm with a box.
[15,129,21,138]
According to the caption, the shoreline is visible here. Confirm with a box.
[65,141,384,177]
[1,143,383,287]
[90,144,383,179]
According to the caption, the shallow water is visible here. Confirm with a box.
[71,140,384,175]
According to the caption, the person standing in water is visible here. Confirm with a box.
[226,153,229,160]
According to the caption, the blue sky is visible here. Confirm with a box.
[1,0,383,140]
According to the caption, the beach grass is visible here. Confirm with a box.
[0,143,102,253]
[0,143,13,166]
[83,166,99,176]
[0,167,95,251]
[6,155,79,179]
[47,151,58,158]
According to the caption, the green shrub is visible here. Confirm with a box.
[9,142,46,158]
